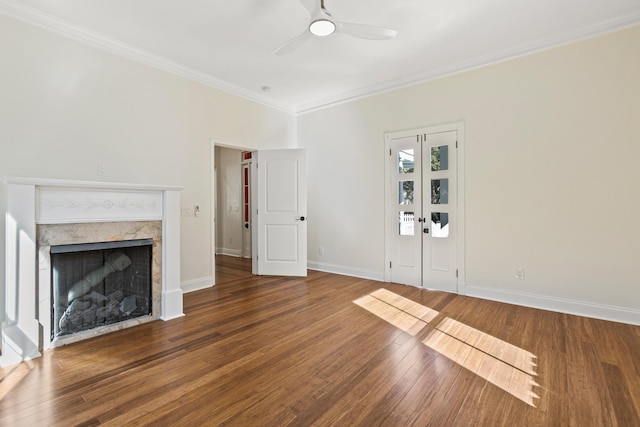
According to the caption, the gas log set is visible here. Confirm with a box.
[51,240,153,340]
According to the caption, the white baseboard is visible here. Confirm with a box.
[216,248,242,257]
[181,276,214,293]
[308,260,384,282]
[0,323,41,367]
[161,288,185,320]
[465,285,640,326]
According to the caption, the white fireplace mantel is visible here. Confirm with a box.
[1,177,184,366]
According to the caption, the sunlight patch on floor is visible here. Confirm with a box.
[353,288,539,407]
[423,320,539,406]
[354,294,428,336]
[0,360,34,401]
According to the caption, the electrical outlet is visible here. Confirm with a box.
[97,164,107,176]
[515,268,525,280]
[319,246,325,255]
[181,207,191,217]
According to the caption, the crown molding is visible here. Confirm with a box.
[0,0,295,114]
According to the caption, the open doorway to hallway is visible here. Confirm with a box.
[214,145,253,284]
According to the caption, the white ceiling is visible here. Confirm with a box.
[2,0,640,114]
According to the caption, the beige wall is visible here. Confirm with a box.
[0,15,295,289]
[298,25,640,321]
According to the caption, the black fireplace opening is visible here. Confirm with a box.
[50,238,153,339]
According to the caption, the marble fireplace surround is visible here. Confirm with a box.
[2,177,183,366]
[39,221,162,348]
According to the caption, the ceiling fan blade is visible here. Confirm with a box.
[273,31,312,55]
[336,22,398,40]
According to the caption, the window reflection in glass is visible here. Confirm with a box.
[431,212,449,238]
[431,179,449,204]
[431,145,449,171]
[398,149,415,174]
[399,211,414,236]
[399,181,414,205]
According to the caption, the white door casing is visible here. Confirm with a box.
[252,149,308,276]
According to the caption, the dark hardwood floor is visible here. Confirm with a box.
[215,255,252,285]
[1,270,639,426]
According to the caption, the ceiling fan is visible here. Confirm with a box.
[273,0,398,55]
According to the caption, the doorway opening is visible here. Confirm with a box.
[213,144,253,285]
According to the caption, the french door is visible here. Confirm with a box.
[386,124,462,293]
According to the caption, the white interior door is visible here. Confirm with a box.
[386,125,461,293]
[422,131,457,292]
[252,149,307,276]
[388,135,422,287]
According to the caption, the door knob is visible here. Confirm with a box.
[296,216,306,221]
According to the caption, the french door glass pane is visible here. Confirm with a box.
[431,212,449,238]
[431,179,448,204]
[431,145,449,171]
[399,211,414,236]
[398,181,414,205]
[398,149,415,173]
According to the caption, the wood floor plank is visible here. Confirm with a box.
[601,362,639,426]
[1,266,639,426]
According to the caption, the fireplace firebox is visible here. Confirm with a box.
[50,239,153,339]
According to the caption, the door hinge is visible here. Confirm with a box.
[456,140,458,148]
[390,261,392,268]
[416,135,419,143]
[389,148,392,156]
[456,269,459,278]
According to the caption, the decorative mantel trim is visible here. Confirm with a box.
[2,176,183,192]
[1,177,183,366]
[36,188,163,224]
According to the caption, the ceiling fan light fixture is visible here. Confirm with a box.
[309,19,336,36]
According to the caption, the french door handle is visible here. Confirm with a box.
[423,228,429,234]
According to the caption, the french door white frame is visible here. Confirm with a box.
[383,122,466,294]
